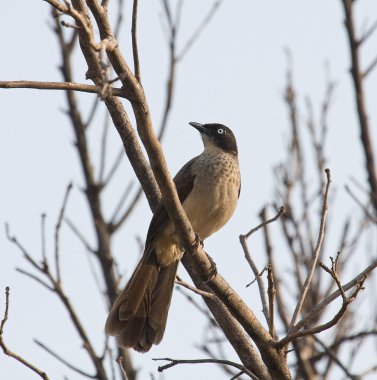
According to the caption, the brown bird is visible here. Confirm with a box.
[105,122,241,352]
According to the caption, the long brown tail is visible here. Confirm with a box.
[105,250,179,352]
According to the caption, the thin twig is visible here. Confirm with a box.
[239,206,285,326]
[41,213,47,263]
[177,0,223,61]
[109,182,134,224]
[64,218,96,253]
[131,0,141,82]
[239,240,269,323]
[110,187,144,233]
[0,287,50,380]
[314,336,357,379]
[288,169,332,329]
[116,356,129,380]
[260,207,290,330]
[289,258,377,337]
[55,183,73,283]
[15,268,54,291]
[175,286,218,327]
[0,81,124,97]
[345,184,377,223]
[34,340,96,378]
[103,148,124,187]
[277,255,367,347]
[267,265,276,339]
[242,206,286,239]
[153,357,258,379]
[175,275,214,299]
[98,113,110,184]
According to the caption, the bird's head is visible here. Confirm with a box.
[189,122,238,156]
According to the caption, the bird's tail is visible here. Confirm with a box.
[105,250,179,352]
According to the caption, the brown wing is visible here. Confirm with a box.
[145,156,198,249]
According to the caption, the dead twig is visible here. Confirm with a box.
[175,275,214,299]
[288,169,332,329]
[267,265,276,339]
[153,357,258,379]
[0,80,124,97]
[34,339,95,378]
[0,287,50,380]
[240,207,285,325]
[277,254,366,347]
[131,0,141,82]
[55,183,73,284]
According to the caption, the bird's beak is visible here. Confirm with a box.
[189,122,209,135]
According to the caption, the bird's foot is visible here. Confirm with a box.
[202,253,217,284]
[193,232,204,250]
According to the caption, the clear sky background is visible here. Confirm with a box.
[1,1,377,379]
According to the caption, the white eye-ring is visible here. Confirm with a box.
[217,128,225,134]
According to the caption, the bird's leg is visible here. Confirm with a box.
[188,233,217,283]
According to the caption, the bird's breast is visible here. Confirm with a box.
[182,152,240,240]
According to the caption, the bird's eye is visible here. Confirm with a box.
[217,128,225,134]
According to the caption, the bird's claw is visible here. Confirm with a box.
[193,232,204,250]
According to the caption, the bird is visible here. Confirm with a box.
[105,122,241,352]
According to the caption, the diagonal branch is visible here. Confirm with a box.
[288,169,331,330]
[34,339,96,379]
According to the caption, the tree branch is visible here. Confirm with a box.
[0,287,50,380]
[0,80,124,97]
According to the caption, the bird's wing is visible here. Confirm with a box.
[145,156,198,249]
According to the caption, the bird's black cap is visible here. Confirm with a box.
[189,122,238,156]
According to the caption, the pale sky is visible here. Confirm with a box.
[1,1,377,379]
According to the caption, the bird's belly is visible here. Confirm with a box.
[182,178,239,240]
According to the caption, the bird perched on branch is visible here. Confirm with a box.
[105,122,241,352]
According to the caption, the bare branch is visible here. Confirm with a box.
[109,182,134,224]
[177,0,223,61]
[103,147,124,187]
[116,356,129,380]
[363,54,377,79]
[0,80,124,97]
[55,183,73,283]
[98,113,110,183]
[131,0,141,82]
[34,339,96,378]
[342,0,377,215]
[175,275,214,299]
[289,169,332,329]
[345,184,377,223]
[0,287,50,380]
[267,265,276,339]
[313,336,357,379]
[153,357,258,380]
[110,187,144,232]
[260,207,290,330]
[41,213,47,263]
[358,19,377,46]
[291,258,377,336]
[64,217,96,253]
[15,268,54,291]
[278,255,367,347]
[243,206,286,239]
